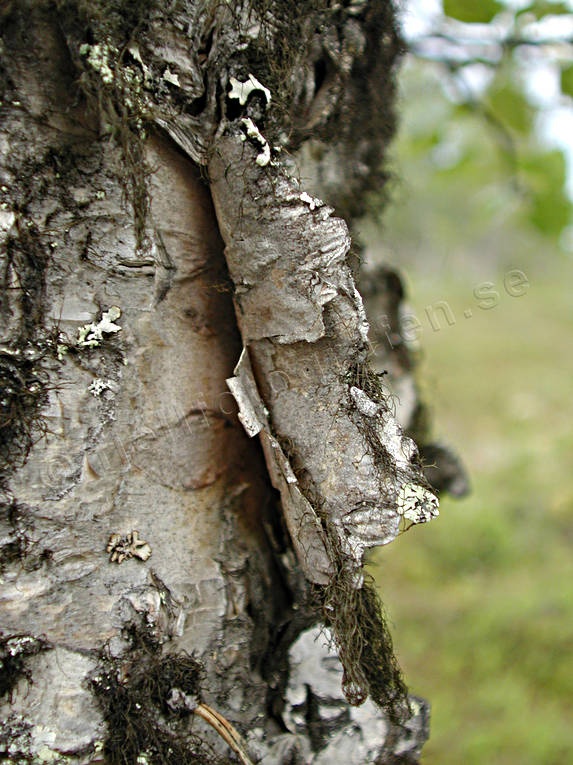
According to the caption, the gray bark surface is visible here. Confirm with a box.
[0,1,445,762]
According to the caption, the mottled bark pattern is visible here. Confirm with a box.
[0,1,435,762]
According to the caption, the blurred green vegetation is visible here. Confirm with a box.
[371,262,573,764]
[363,18,573,763]
[382,0,573,249]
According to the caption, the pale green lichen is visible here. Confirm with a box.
[80,42,115,85]
[35,746,61,763]
[396,482,439,524]
[79,41,150,130]
[27,725,77,764]
[409,697,422,715]
[77,306,122,348]
[56,343,68,361]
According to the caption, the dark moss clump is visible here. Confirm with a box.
[0,633,49,700]
[91,624,235,764]
[0,217,55,486]
[0,349,50,486]
[346,358,390,408]
[0,499,29,573]
[0,499,52,575]
[55,0,161,248]
[318,556,409,725]
[1,223,48,336]
[242,0,331,124]
[334,0,404,222]
[57,0,158,43]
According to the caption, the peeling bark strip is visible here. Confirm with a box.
[210,131,438,713]
[211,133,439,585]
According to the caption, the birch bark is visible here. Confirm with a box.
[0,2,436,762]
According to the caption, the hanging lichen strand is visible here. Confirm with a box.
[55,0,438,717]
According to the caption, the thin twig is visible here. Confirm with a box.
[407,32,573,68]
[194,703,255,765]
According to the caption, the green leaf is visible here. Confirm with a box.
[443,0,504,23]
[520,150,571,234]
[517,1,571,20]
[560,64,573,98]
[486,81,534,135]
[528,186,571,235]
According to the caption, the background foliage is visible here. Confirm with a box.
[367,1,573,762]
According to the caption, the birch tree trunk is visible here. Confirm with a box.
[0,2,457,762]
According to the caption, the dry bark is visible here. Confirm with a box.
[0,1,447,762]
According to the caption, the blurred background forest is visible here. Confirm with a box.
[363,1,573,763]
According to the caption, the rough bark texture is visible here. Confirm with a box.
[0,1,451,762]
[358,265,470,498]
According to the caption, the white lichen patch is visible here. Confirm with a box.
[5,635,39,656]
[229,74,271,107]
[396,483,439,524]
[353,286,371,345]
[107,530,152,564]
[299,191,323,211]
[88,378,111,397]
[77,306,122,348]
[377,409,418,470]
[240,118,271,167]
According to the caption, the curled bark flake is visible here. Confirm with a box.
[106,531,152,564]
[226,349,332,585]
